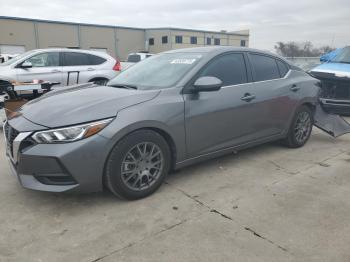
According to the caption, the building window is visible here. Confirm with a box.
[190,36,197,45]
[149,38,155,46]
[214,38,220,46]
[206,37,211,45]
[162,36,168,44]
[241,40,246,47]
[175,36,183,44]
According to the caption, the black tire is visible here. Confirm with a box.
[283,105,313,148]
[105,130,171,200]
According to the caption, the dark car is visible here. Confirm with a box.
[3,47,347,200]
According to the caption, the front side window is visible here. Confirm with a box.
[199,53,247,86]
[175,36,183,44]
[250,54,280,81]
[63,52,90,66]
[108,52,202,90]
[191,37,197,45]
[26,52,59,67]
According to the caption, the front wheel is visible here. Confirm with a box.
[283,105,313,148]
[105,130,171,200]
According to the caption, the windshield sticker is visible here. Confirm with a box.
[170,59,197,65]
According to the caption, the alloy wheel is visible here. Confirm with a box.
[294,111,312,144]
[121,142,164,191]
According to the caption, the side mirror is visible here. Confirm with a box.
[193,76,222,92]
[21,61,33,69]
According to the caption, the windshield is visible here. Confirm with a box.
[108,52,203,90]
[0,50,37,66]
[332,47,350,64]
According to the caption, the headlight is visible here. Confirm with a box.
[32,118,113,144]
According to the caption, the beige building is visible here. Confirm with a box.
[0,16,249,61]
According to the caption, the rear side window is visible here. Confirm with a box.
[63,52,90,66]
[88,54,106,65]
[276,60,290,77]
[250,54,280,81]
[199,53,247,86]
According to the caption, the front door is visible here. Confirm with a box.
[184,52,268,158]
[17,52,63,85]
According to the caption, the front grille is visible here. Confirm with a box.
[4,122,20,157]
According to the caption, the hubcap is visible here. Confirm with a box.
[121,142,164,191]
[294,111,311,144]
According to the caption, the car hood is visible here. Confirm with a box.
[19,83,160,128]
[310,62,350,78]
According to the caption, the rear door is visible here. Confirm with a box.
[246,53,298,134]
[61,52,105,85]
[17,51,63,84]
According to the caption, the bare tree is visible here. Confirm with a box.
[274,41,336,57]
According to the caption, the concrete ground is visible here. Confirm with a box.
[1,119,350,262]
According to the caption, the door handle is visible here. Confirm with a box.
[87,68,95,71]
[290,84,300,92]
[241,93,256,102]
[51,69,61,73]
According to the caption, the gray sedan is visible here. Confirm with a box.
[3,47,334,199]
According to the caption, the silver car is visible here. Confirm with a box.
[3,47,349,200]
[0,48,119,86]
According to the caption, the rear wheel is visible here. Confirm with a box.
[283,106,313,148]
[105,130,171,200]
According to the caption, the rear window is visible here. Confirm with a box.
[127,55,141,63]
[250,54,280,81]
[63,52,90,66]
[276,60,290,77]
[62,52,105,66]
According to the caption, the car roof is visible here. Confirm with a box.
[27,48,114,59]
[165,46,290,63]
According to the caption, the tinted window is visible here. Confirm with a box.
[127,54,141,63]
[250,54,280,81]
[63,52,90,66]
[149,38,154,46]
[199,53,247,86]
[206,38,211,45]
[191,37,197,45]
[88,54,106,65]
[276,60,289,77]
[175,36,183,44]
[162,36,168,44]
[26,52,59,67]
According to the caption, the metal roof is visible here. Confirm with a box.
[0,16,249,36]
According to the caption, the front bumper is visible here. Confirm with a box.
[3,122,111,193]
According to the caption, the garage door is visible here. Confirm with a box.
[0,45,26,55]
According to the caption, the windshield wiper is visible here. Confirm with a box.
[334,61,350,64]
[108,84,138,90]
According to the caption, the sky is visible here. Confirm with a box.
[1,0,350,51]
